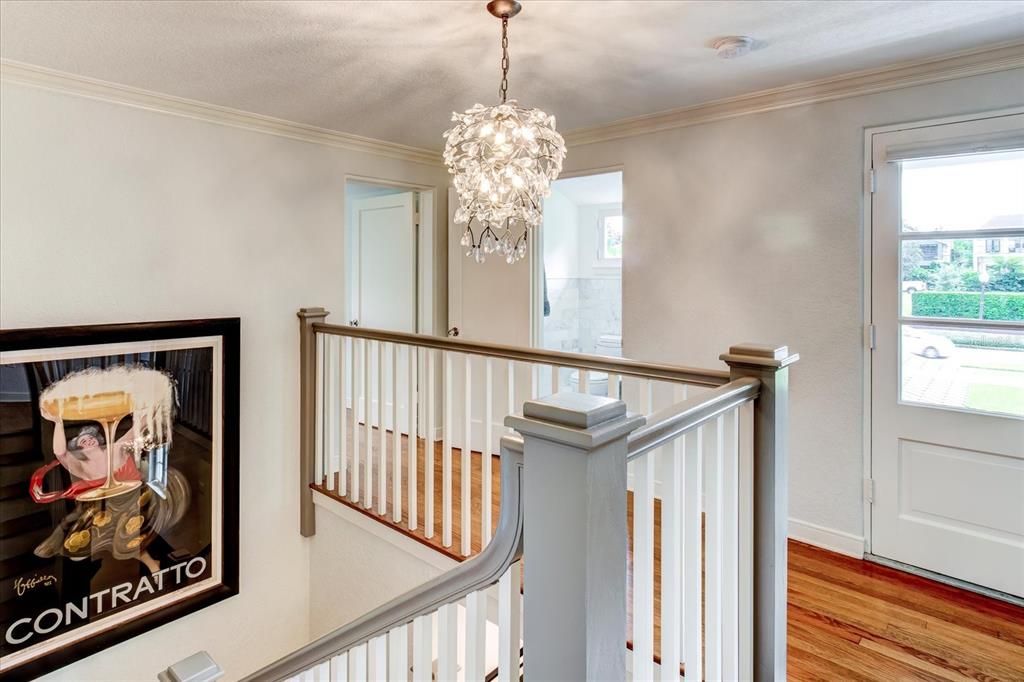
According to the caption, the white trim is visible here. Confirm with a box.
[312,489,457,572]
[564,41,1024,147]
[5,42,1023,167]
[788,518,865,558]
[0,59,440,165]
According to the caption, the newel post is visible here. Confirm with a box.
[720,343,799,681]
[506,392,645,681]
[298,307,328,537]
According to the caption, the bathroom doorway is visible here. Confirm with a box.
[535,170,624,395]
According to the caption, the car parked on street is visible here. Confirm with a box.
[904,327,957,359]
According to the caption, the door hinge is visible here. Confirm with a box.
[868,168,876,194]
[864,478,875,504]
[866,323,876,350]
[413,211,421,227]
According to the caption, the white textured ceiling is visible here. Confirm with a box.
[2,1,1023,150]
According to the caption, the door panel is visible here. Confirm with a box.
[353,192,417,333]
[870,112,1024,597]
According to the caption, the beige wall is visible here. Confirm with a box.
[562,68,1024,546]
[0,80,447,681]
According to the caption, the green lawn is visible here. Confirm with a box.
[966,384,1024,416]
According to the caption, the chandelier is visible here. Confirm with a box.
[443,0,566,264]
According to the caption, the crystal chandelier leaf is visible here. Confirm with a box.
[443,1,566,264]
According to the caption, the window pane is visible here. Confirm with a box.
[602,215,623,259]
[901,150,1024,233]
[901,325,1024,417]
[901,238,1024,320]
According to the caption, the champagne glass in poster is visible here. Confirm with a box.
[0,319,239,680]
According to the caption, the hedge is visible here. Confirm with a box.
[911,291,1024,321]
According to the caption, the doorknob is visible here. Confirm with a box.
[350,319,360,327]
[447,327,460,337]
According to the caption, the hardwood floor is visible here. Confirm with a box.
[311,425,1024,681]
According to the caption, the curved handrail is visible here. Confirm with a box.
[313,322,730,388]
[243,436,526,682]
[627,377,760,461]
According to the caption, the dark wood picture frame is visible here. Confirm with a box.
[0,319,240,681]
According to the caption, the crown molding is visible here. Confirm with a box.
[0,59,443,165]
[563,40,1024,147]
[4,40,1023,159]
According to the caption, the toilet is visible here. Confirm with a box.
[569,334,623,396]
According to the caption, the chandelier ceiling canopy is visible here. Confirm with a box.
[443,0,566,264]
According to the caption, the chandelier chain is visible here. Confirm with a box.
[499,16,509,103]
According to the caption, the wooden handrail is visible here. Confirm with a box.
[313,321,731,388]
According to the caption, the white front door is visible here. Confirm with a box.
[351,192,417,333]
[870,112,1024,597]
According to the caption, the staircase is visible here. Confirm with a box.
[248,308,797,681]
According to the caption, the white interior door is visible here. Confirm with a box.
[447,189,532,345]
[870,112,1024,597]
[352,192,417,333]
[447,189,535,453]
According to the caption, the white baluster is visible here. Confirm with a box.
[325,337,337,490]
[721,407,740,680]
[330,652,348,682]
[578,368,589,395]
[412,614,432,682]
[462,353,473,557]
[483,358,494,545]
[661,384,687,680]
[437,603,458,681]
[315,334,324,486]
[465,590,486,681]
[683,425,703,681]
[352,643,368,682]
[378,343,387,515]
[706,416,724,681]
[550,364,559,396]
[443,352,453,548]
[425,350,436,539]
[389,624,408,682]
[408,346,418,532]
[352,338,362,504]
[738,401,755,681]
[370,635,388,682]
[364,340,373,509]
[605,372,617,399]
[633,382,655,681]
[393,344,402,523]
[506,361,515,434]
[498,562,522,682]
[339,337,348,498]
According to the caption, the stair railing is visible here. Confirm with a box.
[242,436,525,682]
[296,307,730,554]
[282,308,797,681]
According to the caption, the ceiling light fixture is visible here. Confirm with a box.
[444,0,566,264]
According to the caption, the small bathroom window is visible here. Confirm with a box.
[597,210,623,264]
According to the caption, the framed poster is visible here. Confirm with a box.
[0,319,239,680]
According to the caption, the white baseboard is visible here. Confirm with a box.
[788,517,865,558]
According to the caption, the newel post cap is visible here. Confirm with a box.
[506,392,645,450]
[297,307,329,321]
[720,343,799,371]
